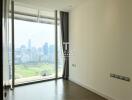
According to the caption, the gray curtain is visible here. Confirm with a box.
[60,11,69,80]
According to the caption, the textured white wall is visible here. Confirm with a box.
[69,0,132,100]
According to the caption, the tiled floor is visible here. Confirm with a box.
[9,79,107,100]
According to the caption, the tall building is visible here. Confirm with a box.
[43,42,48,56]
[28,39,31,50]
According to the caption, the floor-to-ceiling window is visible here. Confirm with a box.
[14,19,55,83]
[8,5,64,85]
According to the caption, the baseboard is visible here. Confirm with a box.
[69,78,115,100]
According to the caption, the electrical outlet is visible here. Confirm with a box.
[72,64,76,67]
[110,73,115,77]
[124,77,130,81]
[110,73,130,82]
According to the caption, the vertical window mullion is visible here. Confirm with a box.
[11,0,15,89]
[55,10,58,79]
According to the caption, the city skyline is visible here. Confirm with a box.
[14,39,63,64]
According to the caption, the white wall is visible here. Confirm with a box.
[69,0,132,100]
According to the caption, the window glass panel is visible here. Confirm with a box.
[14,19,55,84]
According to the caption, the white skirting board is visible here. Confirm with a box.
[69,78,115,100]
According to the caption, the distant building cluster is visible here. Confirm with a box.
[9,39,63,65]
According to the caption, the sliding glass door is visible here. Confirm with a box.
[9,3,64,85]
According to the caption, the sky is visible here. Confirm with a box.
[14,19,55,48]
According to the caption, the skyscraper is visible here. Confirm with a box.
[28,39,31,50]
[43,42,48,56]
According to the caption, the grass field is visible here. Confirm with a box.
[15,64,56,79]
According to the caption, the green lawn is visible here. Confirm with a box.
[15,64,55,79]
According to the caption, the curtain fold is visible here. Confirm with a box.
[60,11,69,80]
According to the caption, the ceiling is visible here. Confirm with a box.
[15,0,87,11]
